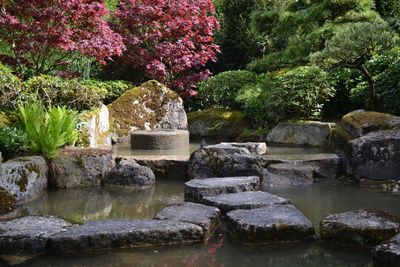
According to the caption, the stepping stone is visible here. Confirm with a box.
[373,234,400,267]
[155,202,221,239]
[320,209,400,247]
[226,205,315,244]
[201,191,290,214]
[184,176,260,203]
[220,142,267,155]
[0,216,73,254]
[49,219,203,254]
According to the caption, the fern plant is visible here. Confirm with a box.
[18,102,78,159]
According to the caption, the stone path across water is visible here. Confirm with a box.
[184,176,260,203]
[201,191,290,214]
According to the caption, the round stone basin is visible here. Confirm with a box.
[131,130,189,150]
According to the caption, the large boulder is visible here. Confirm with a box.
[155,202,221,239]
[0,216,73,254]
[0,156,48,204]
[266,121,335,147]
[188,109,249,141]
[77,104,111,148]
[104,158,155,189]
[184,176,260,203]
[108,80,187,139]
[342,110,400,138]
[226,205,315,244]
[187,143,265,180]
[201,191,290,214]
[373,234,400,267]
[52,148,115,188]
[344,130,400,180]
[320,209,400,247]
[49,219,203,253]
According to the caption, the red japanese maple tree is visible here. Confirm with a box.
[112,0,220,97]
[0,0,125,76]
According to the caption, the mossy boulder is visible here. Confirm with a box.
[0,156,48,204]
[188,109,249,141]
[52,148,115,188]
[0,187,16,215]
[77,105,111,148]
[342,110,400,138]
[108,80,187,138]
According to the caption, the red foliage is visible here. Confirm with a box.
[0,0,125,75]
[113,0,220,97]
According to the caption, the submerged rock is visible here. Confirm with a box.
[373,234,400,267]
[52,148,115,188]
[184,176,260,203]
[344,130,400,180]
[49,219,203,253]
[266,121,334,147]
[108,80,187,138]
[187,143,265,180]
[104,158,155,189]
[155,202,221,239]
[320,209,400,247]
[226,205,315,244]
[0,216,73,254]
[0,156,48,204]
[201,191,290,214]
[188,109,249,141]
[342,110,400,138]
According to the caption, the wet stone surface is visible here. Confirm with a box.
[0,216,73,254]
[226,205,315,244]
[201,191,290,214]
[155,202,221,239]
[373,234,400,267]
[320,209,400,247]
[49,219,203,253]
[184,176,260,203]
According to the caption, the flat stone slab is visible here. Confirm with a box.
[320,209,400,247]
[201,191,290,214]
[220,142,267,155]
[184,176,260,203]
[0,216,73,254]
[226,205,315,244]
[49,219,203,253]
[262,163,315,188]
[155,202,221,239]
[373,234,400,266]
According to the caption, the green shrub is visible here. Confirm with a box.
[0,63,22,111]
[80,79,133,104]
[0,127,27,161]
[237,66,335,126]
[22,75,107,111]
[188,70,257,111]
[18,102,78,159]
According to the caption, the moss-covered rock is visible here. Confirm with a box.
[0,187,16,215]
[0,112,10,127]
[188,109,249,141]
[328,126,353,152]
[342,110,400,138]
[108,80,187,137]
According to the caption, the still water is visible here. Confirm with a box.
[9,178,400,267]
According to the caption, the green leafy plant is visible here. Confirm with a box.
[237,66,334,126]
[18,102,78,160]
[22,75,107,111]
[188,70,257,111]
[0,63,22,111]
[0,127,27,161]
[80,79,132,104]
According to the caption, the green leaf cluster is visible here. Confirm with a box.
[18,103,78,159]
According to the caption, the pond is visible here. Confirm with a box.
[12,177,400,267]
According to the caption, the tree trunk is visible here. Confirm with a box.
[358,65,376,111]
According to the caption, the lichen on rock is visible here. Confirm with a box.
[108,80,187,137]
[0,187,16,215]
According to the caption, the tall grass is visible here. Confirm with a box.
[18,102,78,159]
